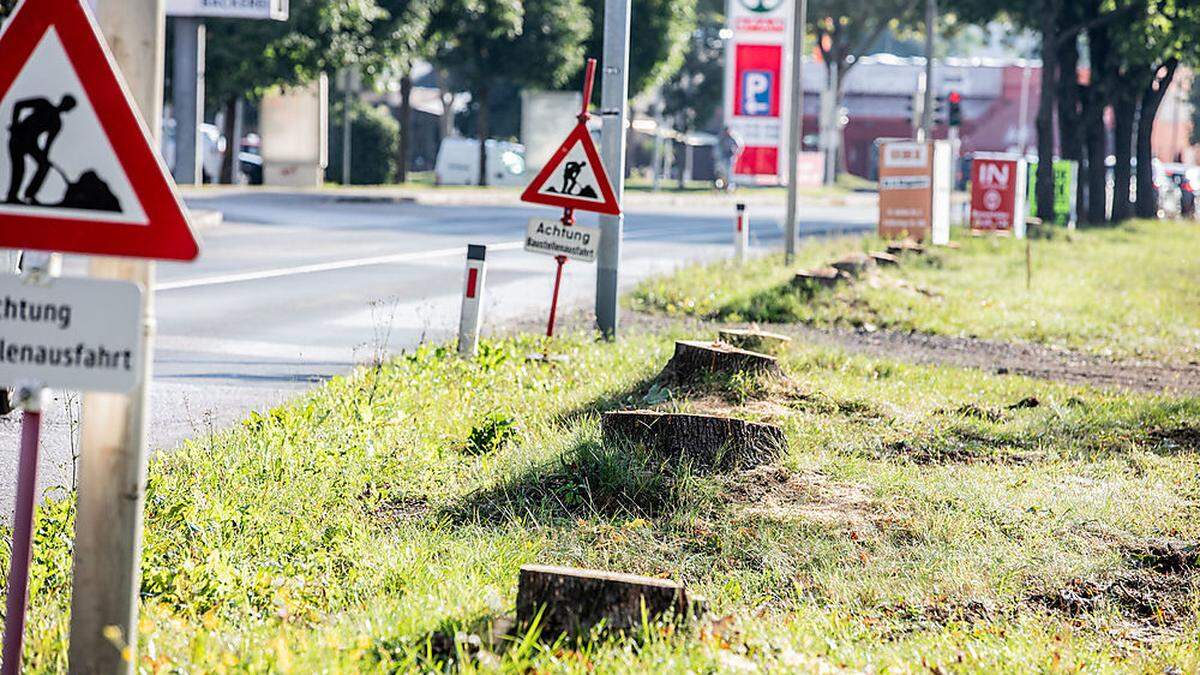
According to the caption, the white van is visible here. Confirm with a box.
[434,138,526,186]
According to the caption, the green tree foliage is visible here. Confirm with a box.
[327,99,401,184]
[581,0,697,97]
[429,0,590,184]
[661,0,723,134]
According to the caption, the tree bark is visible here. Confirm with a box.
[476,84,489,187]
[1111,90,1136,222]
[397,73,413,184]
[1056,31,1083,222]
[601,410,785,472]
[219,96,237,184]
[1135,60,1177,218]
[1083,17,1111,224]
[1035,0,1060,222]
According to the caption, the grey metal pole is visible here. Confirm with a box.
[342,86,352,185]
[595,0,631,339]
[171,16,204,184]
[921,0,936,139]
[783,0,807,264]
[70,0,163,671]
[230,96,244,184]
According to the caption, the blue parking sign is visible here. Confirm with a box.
[741,70,773,116]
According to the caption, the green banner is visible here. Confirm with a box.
[1027,160,1078,225]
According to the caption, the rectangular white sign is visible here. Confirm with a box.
[0,275,143,393]
[166,0,288,20]
[524,218,600,263]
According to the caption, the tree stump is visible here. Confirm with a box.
[792,267,844,290]
[718,328,792,355]
[663,340,782,384]
[886,240,925,256]
[602,410,786,471]
[516,565,698,640]
[830,252,875,277]
[869,251,900,267]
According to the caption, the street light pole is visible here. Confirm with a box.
[921,0,937,140]
[783,0,808,264]
[595,0,631,339]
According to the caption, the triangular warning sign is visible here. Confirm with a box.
[0,0,199,261]
[520,123,620,216]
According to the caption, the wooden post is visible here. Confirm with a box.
[68,0,163,672]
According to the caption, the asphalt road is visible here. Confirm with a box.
[0,190,875,515]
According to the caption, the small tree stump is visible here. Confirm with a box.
[663,340,782,383]
[830,252,875,277]
[718,328,792,355]
[886,240,925,256]
[516,565,696,640]
[792,267,844,289]
[868,251,900,266]
[602,410,786,471]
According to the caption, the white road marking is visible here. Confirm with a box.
[158,240,526,291]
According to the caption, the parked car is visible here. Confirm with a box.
[434,138,526,186]
[1163,163,1199,218]
[1104,157,1182,219]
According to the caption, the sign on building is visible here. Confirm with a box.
[723,0,794,185]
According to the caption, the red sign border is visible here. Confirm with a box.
[0,0,199,261]
[520,122,621,216]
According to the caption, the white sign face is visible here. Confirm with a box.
[882,143,929,169]
[524,218,600,263]
[166,0,289,20]
[533,138,609,207]
[0,275,143,393]
[0,28,147,225]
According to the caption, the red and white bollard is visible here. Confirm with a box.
[734,202,748,264]
[458,244,487,356]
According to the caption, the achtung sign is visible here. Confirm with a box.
[0,275,143,392]
[525,218,600,262]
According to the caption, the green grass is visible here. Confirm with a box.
[629,220,1200,363]
[5,323,1200,672]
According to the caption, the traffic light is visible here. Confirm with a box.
[948,90,962,127]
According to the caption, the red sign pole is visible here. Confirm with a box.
[2,393,43,675]
[544,58,597,339]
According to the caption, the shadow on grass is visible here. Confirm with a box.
[443,438,715,527]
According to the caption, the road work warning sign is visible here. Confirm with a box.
[0,275,143,392]
[524,218,600,262]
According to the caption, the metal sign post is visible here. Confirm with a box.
[0,382,43,675]
[783,0,808,264]
[595,0,630,338]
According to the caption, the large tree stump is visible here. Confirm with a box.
[602,410,786,471]
[792,267,844,290]
[886,240,925,256]
[663,340,782,384]
[718,328,792,355]
[830,252,875,277]
[516,565,697,640]
[868,251,900,267]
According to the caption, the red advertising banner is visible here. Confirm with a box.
[970,154,1026,236]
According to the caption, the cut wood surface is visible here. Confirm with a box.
[869,251,901,266]
[663,340,782,383]
[793,267,844,289]
[516,564,694,639]
[830,252,875,277]
[718,328,793,355]
[601,410,786,471]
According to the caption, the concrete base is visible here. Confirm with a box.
[265,163,325,188]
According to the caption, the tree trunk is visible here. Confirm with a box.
[219,97,237,184]
[1083,18,1111,224]
[476,84,489,187]
[1135,61,1177,218]
[397,74,413,184]
[1056,32,1083,223]
[1111,91,1135,222]
[1035,1,1060,222]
